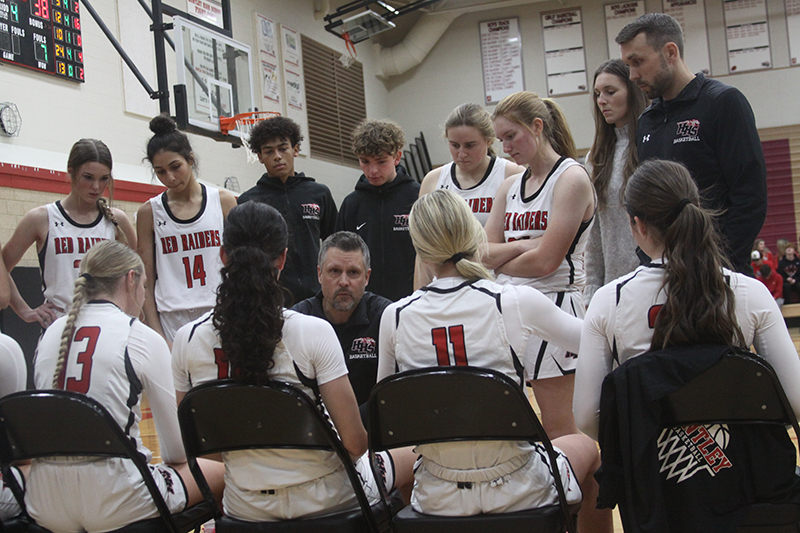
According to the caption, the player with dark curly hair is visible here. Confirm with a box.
[172,201,414,520]
[238,116,337,305]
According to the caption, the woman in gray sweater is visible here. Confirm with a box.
[584,59,648,304]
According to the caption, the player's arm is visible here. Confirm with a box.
[137,327,186,464]
[418,168,440,197]
[481,174,537,269]
[503,160,527,178]
[714,90,767,272]
[376,305,398,382]
[2,207,59,326]
[111,208,137,249]
[219,189,238,218]
[573,286,615,441]
[0,241,11,309]
[496,166,594,278]
[320,376,367,458]
[136,201,168,342]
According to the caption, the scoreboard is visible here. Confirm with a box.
[0,0,84,82]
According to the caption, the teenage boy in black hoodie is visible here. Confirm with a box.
[238,116,336,304]
[336,120,419,302]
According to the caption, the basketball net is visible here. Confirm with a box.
[339,32,357,69]
[220,111,281,164]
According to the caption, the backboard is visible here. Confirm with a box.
[172,16,255,142]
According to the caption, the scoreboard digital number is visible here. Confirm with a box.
[0,0,84,82]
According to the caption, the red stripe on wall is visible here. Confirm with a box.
[0,162,165,203]
[759,139,796,252]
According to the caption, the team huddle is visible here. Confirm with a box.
[0,13,797,533]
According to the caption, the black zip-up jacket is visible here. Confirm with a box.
[335,166,420,302]
[238,172,337,305]
[637,73,767,274]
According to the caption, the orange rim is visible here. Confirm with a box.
[220,111,281,135]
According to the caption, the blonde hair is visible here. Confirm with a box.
[52,240,144,388]
[444,103,496,157]
[409,189,493,281]
[492,92,577,160]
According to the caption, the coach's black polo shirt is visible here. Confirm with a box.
[292,291,391,406]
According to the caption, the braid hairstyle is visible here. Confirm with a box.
[409,189,493,282]
[96,197,127,245]
[492,91,577,160]
[213,202,288,386]
[444,103,497,157]
[66,139,126,242]
[624,160,746,350]
[52,240,144,388]
[588,59,648,209]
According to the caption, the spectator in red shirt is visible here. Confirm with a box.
[757,263,784,306]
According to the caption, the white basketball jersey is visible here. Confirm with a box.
[40,202,116,313]
[172,310,348,490]
[435,157,510,226]
[392,279,524,384]
[151,185,224,314]
[35,303,151,460]
[498,157,592,292]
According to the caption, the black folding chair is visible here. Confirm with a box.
[178,379,386,533]
[660,349,800,532]
[0,389,211,533]
[368,366,579,533]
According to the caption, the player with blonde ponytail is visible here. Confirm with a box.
[29,240,223,533]
[485,91,596,440]
[378,190,611,531]
[2,138,136,329]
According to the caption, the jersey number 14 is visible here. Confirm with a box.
[182,255,207,288]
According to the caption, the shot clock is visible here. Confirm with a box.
[0,0,84,82]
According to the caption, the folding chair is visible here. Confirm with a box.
[0,389,211,533]
[660,348,800,532]
[178,379,386,533]
[368,366,579,533]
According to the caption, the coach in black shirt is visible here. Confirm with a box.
[292,232,391,407]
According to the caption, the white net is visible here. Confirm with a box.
[338,53,355,69]
[229,111,281,164]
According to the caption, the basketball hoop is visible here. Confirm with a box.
[339,32,357,69]
[220,111,281,163]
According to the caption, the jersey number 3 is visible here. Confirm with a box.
[66,326,101,393]
[431,325,468,366]
[182,255,208,288]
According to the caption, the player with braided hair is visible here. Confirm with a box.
[172,202,414,521]
[29,240,223,533]
[2,139,136,329]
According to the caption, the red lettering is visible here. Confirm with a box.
[541,211,548,230]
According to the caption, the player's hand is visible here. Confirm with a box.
[23,302,62,328]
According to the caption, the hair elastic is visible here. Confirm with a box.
[449,252,465,264]
[80,273,93,282]
[669,198,693,223]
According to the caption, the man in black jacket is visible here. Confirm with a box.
[292,232,391,407]
[238,117,337,304]
[616,13,767,274]
[336,120,419,301]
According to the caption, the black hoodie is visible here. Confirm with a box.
[336,166,420,302]
[238,172,337,305]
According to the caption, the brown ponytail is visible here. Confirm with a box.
[625,160,746,350]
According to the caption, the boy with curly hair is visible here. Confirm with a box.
[238,116,337,304]
[336,119,419,301]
